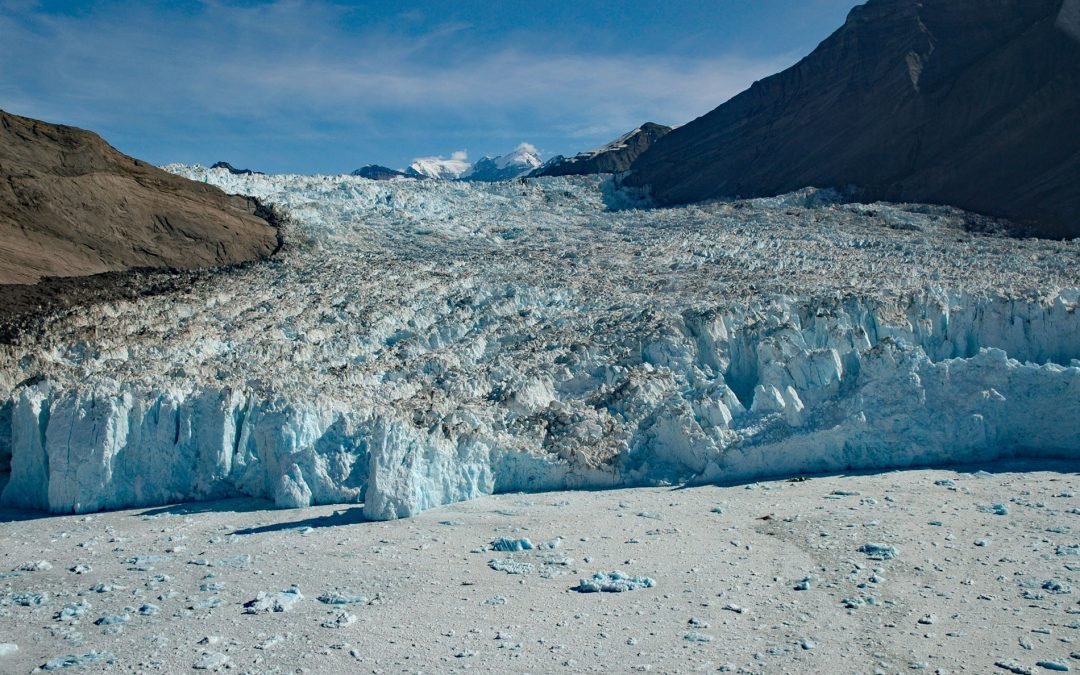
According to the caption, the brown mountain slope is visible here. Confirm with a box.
[623,0,1080,238]
[0,110,280,284]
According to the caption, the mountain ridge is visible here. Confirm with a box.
[622,0,1080,238]
[532,123,671,177]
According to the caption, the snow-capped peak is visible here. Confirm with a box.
[462,143,542,182]
[494,143,542,171]
[407,151,472,180]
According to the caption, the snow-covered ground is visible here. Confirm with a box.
[1,167,1079,520]
[0,464,1078,673]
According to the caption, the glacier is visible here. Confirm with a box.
[1,166,1079,519]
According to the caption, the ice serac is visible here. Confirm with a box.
[362,417,495,520]
[622,0,1080,237]
[4,290,1079,518]
[2,386,367,513]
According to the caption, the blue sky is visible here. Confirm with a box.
[0,0,862,174]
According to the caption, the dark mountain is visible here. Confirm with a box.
[0,110,280,285]
[623,0,1080,238]
[211,161,263,176]
[531,123,671,177]
[351,165,409,180]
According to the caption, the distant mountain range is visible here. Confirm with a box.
[531,123,671,177]
[356,129,669,183]
[398,144,542,182]
[623,0,1080,238]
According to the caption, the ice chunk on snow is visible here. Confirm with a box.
[491,537,534,551]
[978,503,1010,516]
[488,558,534,575]
[321,612,357,628]
[857,543,899,560]
[56,600,90,621]
[244,586,303,614]
[11,592,49,606]
[317,592,368,605]
[574,571,656,593]
[18,560,51,571]
[43,651,114,670]
[256,635,284,650]
[193,652,230,670]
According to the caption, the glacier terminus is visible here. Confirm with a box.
[1,167,1079,519]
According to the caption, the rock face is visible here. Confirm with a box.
[350,165,408,181]
[623,0,1080,238]
[0,110,280,284]
[532,123,671,177]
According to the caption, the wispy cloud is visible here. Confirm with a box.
[0,1,791,171]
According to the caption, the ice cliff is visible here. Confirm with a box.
[2,166,1078,519]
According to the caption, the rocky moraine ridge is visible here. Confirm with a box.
[0,167,1077,520]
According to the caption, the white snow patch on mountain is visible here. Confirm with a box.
[2,169,1079,519]
[493,143,541,171]
[462,143,542,181]
[407,151,472,179]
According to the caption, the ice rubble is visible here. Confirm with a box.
[1,165,1079,518]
